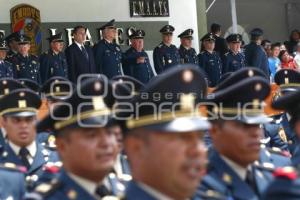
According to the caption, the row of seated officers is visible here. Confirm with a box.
[0,64,299,199]
[1,19,268,89]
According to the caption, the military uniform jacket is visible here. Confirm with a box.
[39,49,68,83]
[0,142,59,179]
[125,181,158,200]
[198,151,266,200]
[244,42,270,77]
[10,54,41,83]
[153,42,180,74]
[122,47,154,84]
[263,123,289,152]
[26,169,125,200]
[0,164,26,200]
[222,50,245,74]
[93,39,123,79]
[65,43,96,83]
[0,60,14,78]
[178,45,199,65]
[198,50,223,87]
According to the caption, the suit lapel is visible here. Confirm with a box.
[0,144,23,166]
[28,143,46,174]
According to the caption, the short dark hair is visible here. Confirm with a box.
[271,42,281,50]
[211,23,221,34]
[261,40,271,46]
[73,25,86,35]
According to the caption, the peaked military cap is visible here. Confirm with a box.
[112,75,145,96]
[0,78,25,98]
[16,34,31,45]
[250,28,264,37]
[208,76,271,124]
[0,38,9,51]
[40,77,73,101]
[100,19,116,30]
[272,88,300,111]
[37,77,116,132]
[160,25,175,34]
[5,32,19,43]
[19,79,40,93]
[217,72,233,86]
[274,69,300,93]
[201,33,215,42]
[47,32,64,43]
[0,88,41,117]
[226,34,242,43]
[178,29,194,39]
[216,67,268,91]
[129,29,145,39]
[124,64,210,132]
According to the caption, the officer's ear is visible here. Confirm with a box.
[209,120,224,139]
[294,121,300,138]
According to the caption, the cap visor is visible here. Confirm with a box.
[4,111,36,117]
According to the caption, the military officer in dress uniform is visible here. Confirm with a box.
[153,25,180,74]
[0,38,14,78]
[262,85,300,200]
[244,28,270,78]
[26,77,126,199]
[93,19,123,79]
[65,25,96,83]
[0,163,26,200]
[0,78,26,147]
[40,32,68,84]
[222,34,245,73]
[122,29,154,84]
[198,33,223,87]
[0,88,59,186]
[5,32,19,60]
[121,65,210,200]
[10,34,41,83]
[178,29,199,66]
[197,71,277,200]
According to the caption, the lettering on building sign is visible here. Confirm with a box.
[130,0,169,17]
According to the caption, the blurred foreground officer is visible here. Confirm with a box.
[122,65,210,200]
[244,28,270,77]
[65,25,96,83]
[262,87,300,199]
[19,78,40,94]
[153,25,180,74]
[0,78,26,146]
[198,74,274,199]
[40,32,68,84]
[178,29,198,65]
[122,29,154,84]
[198,33,223,87]
[93,19,123,78]
[5,32,19,59]
[0,163,26,199]
[26,78,125,199]
[0,38,14,78]
[0,88,59,183]
[223,34,245,73]
[10,34,41,83]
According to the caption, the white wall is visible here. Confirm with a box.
[0,0,200,52]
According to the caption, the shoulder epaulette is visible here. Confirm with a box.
[34,178,62,197]
[268,147,291,157]
[253,160,275,172]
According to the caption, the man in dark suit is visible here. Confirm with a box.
[122,65,210,200]
[93,19,123,79]
[39,32,68,83]
[244,28,270,78]
[0,88,59,184]
[122,29,154,84]
[65,25,96,83]
[210,23,228,56]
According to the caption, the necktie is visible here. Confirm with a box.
[246,167,259,196]
[95,185,111,198]
[81,45,89,60]
[19,147,30,169]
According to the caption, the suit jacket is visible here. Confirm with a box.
[65,43,96,83]
[214,36,228,56]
